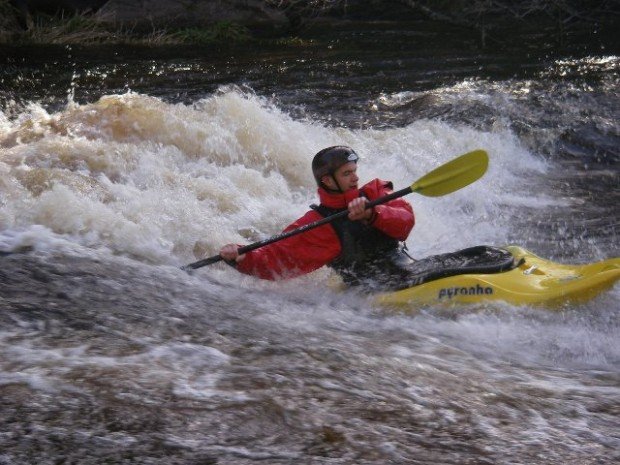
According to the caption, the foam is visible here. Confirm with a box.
[1,87,547,268]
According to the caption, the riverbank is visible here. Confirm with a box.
[1,0,617,48]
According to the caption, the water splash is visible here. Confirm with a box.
[1,87,547,267]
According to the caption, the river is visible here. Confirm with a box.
[1,24,619,464]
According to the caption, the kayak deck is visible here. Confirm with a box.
[374,246,620,308]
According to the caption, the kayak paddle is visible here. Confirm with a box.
[182,149,488,271]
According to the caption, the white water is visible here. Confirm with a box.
[1,86,617,351]
[1,85,618,464]
[2,86,616,344]
[0,87,548,267]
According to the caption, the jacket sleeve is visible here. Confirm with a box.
[236,211,341,280]
[364,179,415,241]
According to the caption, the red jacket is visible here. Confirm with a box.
[236,179,415,280]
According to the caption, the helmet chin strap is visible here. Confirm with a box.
[324,174,344,194]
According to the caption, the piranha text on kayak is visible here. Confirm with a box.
[438,285,494,299]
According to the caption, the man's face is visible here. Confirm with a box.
[322,161,359,192]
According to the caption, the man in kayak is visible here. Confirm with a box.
[219,146,415,290]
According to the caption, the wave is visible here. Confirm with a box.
[1,87,546,269]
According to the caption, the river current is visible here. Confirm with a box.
[1,25,619,464]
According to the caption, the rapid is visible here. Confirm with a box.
[1,26,619,464]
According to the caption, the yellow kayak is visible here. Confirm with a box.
[374,246,620,309]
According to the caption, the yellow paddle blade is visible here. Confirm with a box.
[410,149,489,197]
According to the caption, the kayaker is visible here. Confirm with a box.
[218,146,415,290]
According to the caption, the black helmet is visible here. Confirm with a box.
[311,146,359,187]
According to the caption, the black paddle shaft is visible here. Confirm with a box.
[182,185,413,271]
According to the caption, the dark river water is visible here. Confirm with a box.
[1,24,619,464]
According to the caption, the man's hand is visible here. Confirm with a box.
[347,197,373,222]
[219,244,245,263]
